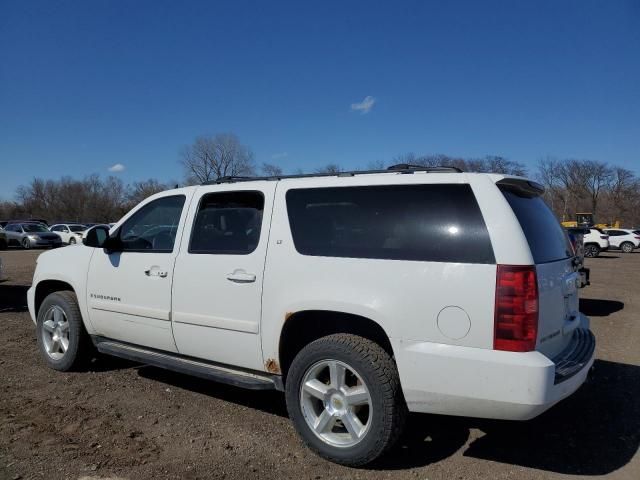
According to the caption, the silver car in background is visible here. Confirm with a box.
[2,223,62,249]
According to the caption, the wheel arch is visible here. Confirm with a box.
[277,310,395,381]
[34,280,75,317]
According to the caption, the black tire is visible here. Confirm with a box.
[620,242,634,253]
[285,333,407,466]
[584,244,600,258]
[69,237,76,245]
[0,239,6,250]
[22,238,31,249]
[36,291,94,371]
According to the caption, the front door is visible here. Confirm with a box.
[171,184,275,370]
[87,193,190,351]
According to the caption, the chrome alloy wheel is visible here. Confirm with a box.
[41,305,70,360]
[300,359,372,448]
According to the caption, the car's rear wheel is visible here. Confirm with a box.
[285,333,407,466]
[584,244,600,257]
[36,291,94,371]
[22,238,31,249]
[620,242,634,253]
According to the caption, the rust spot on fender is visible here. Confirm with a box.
[265,358,281,374]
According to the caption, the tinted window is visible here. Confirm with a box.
[189,191,264,255]
[119,195,185,252]
[501,188,572,263]
[69,225,86,232]
[286,184,495,263]
[51,225,64,232]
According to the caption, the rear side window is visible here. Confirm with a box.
[189,191,264,255]
[500,188,572,263]
[286,184,495,264]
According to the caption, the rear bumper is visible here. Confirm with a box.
[394,316,595,420]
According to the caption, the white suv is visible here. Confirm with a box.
[27,166,595,466]
[603,228,640,253]
[583,228,610,257]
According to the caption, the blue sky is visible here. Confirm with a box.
[1,0,639,197]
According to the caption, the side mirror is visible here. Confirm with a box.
[83,226,111,248]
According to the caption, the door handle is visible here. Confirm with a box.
[226,270,256,283]
[145,268,168,278]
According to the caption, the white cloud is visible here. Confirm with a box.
[271,152,288,160]
[350,96,376,114]
[108,163,126,173]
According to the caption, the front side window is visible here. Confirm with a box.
[286,184,495,264]
[69,225,85,232]
[118,195,186,252]
[189,191,264,255]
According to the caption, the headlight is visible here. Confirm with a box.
[28,234,38,240]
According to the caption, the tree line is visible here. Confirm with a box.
[0,175,174,224]
[2,132,639,227]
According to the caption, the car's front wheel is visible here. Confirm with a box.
[584,244,600,257]
[36,291,94,371]
[22,238,31,249]
[285,333,407,466]
[620,242,634,253]
[69,237,76,245]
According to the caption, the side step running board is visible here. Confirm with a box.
[93,337,283,391]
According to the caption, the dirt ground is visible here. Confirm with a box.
[0,248,638,480]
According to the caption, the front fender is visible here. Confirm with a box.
[30,246,96,333]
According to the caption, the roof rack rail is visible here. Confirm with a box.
[203,164,463,185]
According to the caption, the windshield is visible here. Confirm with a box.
[22,224,49,233]
[69,225,86,232]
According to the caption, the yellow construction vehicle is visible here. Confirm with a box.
[561,212,620,229]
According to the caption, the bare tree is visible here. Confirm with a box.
[180,133,255,184]
[315,163,343,174]
[261,162,283,176]
[126,179,169,208]
[577,160,613,214]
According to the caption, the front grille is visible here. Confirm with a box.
[552,328,596,384]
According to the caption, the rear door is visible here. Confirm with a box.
[500,186,578,358]
[171,183,276,371]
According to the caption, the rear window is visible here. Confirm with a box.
[500,188,572,263]
[286,184,495,264]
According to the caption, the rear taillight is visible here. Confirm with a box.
[494,265,539,352]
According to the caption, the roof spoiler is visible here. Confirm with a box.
[496,178,545,197]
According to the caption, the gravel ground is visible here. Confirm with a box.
[0,248,638,480]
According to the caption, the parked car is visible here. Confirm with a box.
[27,167,595,466]
[49,224,87,245]
[603,228,640,253]
[0,228,6,250]
[3,222,62,249]
[565,227,590,287]
[583,228,609,257]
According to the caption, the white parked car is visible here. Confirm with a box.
[603,228,640,253]
[49,224,88,245]
[583,228,610,257]
[27,166,595,466]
